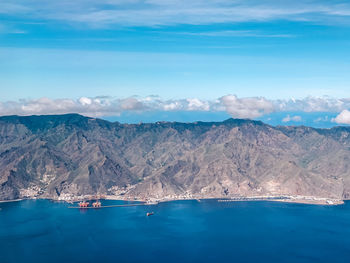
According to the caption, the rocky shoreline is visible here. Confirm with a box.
[0,194,344,206]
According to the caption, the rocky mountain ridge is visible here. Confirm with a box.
[1,114,350,202]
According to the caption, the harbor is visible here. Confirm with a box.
[68,203,149,209]
[68,198,159,209]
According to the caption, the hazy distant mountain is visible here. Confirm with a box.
[1,114,350,201]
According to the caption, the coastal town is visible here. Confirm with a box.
[51,192,343,206]
[6,182,343,206]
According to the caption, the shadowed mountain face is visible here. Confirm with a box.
[1,114,350,201]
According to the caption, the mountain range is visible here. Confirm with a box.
[1,114,350,202]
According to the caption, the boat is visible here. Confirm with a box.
[78,201,89,208]
[92,200,101,208]
[146,212,154,216]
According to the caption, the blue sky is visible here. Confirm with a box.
[1,0,350,126]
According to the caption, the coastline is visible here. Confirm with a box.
[0,195,345,206]
[0,198,24,203]
[273,199,344,206]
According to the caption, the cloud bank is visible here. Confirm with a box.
[1,95,350,125]
[0,96,212,118]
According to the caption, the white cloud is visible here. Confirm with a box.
[332,110,350,125]
[163,101,182,111]
[219,95,274,119]
[120,97,145,111]
[282,115,302,123]
[79,97,92,105]
[186,98,210,111]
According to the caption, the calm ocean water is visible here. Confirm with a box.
[1,199,350,263]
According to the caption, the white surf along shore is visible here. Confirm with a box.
[0,194,341,206]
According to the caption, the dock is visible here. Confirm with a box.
[68,203,148,209]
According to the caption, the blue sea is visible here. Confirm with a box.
[1,199,350,263]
